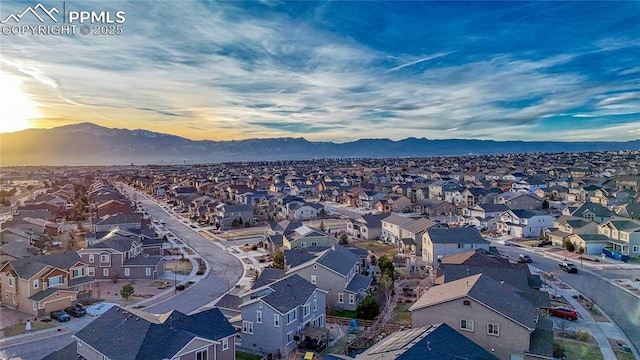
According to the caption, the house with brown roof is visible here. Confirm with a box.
[0,252,94,316]
[409,273,553,360]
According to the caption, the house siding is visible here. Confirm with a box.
[411,297,531,360]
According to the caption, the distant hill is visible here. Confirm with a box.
[1,122,639,165]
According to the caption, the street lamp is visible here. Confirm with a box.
[174,265,178,294]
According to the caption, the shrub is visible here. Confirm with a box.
[251,245,258,251]
[553,341,566,358]
[176,284,185,291]
[576,330,591,342]
[41,318,52,322]
[196,270,204,275]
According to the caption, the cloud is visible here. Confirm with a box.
[0,1,638,142]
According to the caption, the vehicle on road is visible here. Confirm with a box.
[546,306,579,320]
[518,254,533,263]
[65,304,87,317]
[559,262,578,273]
[50,310,71,322]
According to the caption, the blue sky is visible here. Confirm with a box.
[1,1,639,142]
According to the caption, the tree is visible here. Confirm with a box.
[378,255,395,280]
[542,199,550,209]
[319,220,326,232]
[356,294,380,320]
[379,273,394,305]
[319,208,326,219]
[339,232,349,245]
[120,283,135,300]
[272,248,285,269]
[565,240,575,253]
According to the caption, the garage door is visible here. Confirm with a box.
[44,297,72,314]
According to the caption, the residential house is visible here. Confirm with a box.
[563,202,614,224]
[462,204,510,230]
[0,252,94,316]
[597,219,640,259]
[286,245,371,311]
[428,180,460,201]
[409,274,553,360]
[496,210,555,238]
[381,214,415,244]
[77,233,165,280]
[421,228,490,266]
[413,199,457,216]
[548,216,599,247]
[351,323,498,360]
[374,194,411,213]
[285,201,324,221]
[93,213,142,233]
[59,306,237,360]
[282,225,338,250]
[215,204,254,230]
[398,218,444,256]
[494,192,543,210]
[239,274,327,357]
[346,214,387,240]
[358,191,387,210]
[0,240,41,264]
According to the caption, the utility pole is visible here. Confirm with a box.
[174,265,178,293]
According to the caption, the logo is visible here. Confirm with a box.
[0,3,59,23]
[1,2,126,36]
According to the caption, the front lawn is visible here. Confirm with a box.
[333,309,357,319]
[555,339,603,360]
[2,320,55,337]
[236,351,262,360]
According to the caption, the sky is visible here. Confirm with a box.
[1,1,639,142]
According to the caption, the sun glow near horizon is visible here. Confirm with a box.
[0,72,42,133]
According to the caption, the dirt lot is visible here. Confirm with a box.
[92,279,171,306]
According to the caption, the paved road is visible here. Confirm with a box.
[1,332,74,360]
[121,185,243,314]
[498,245,640,354]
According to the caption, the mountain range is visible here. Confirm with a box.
[2,122,639,166]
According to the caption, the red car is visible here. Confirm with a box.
[548,306,579,320]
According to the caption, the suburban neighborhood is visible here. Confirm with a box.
[1,150,639,360]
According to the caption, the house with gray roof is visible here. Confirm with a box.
[60,306,236,360]
[286,245,371,311]
[409,273,553,360]
[238,274,327,357]
[422,227,490,266]
[0,252,94,316]
[381,214,416,244]
[597,218,640,259]
[399,218,446,256]
[351,323,498,360]
[564,202,614,224]
[346,214,387,240]
[497,209,555,238]
[77,232,165,280]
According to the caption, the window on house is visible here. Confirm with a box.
[222,338,229,351]
[463,300,471,307]
[242,321,254,334]
[103,268,109,277]
[256,310,262,324]
[313,264,317,269]
[100,254,110,262]
[87,267,95,276]
[124,268,130,277]
[145,268,151,276]
[457,243,463,248]
[274,314,280,327]
[310,275,317,284]
[460,319,474,332]
[88,255,94,263]
[301,242,307,247]
[48,275,63,287]
[303,304,310,317]
[287,310,297,324]
[349,294,355,305]
[8,276,14,287]
[487,323,500,336]
[338,293,344,304]
[33,279,39,289]
[195,349,208,360]
[259,301,263,308]
[287,331,294,344]
[73,268,83,278]
[313,299,317,312]
[33,301,38,310]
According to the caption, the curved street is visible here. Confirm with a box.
[122,185,244,315]
[497,244,640,355]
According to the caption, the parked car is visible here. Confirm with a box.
[559,262,578,273]
[518,254,533,263]
[548,306,579,320]
[65,304,87,317]
[50,310,71,322]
